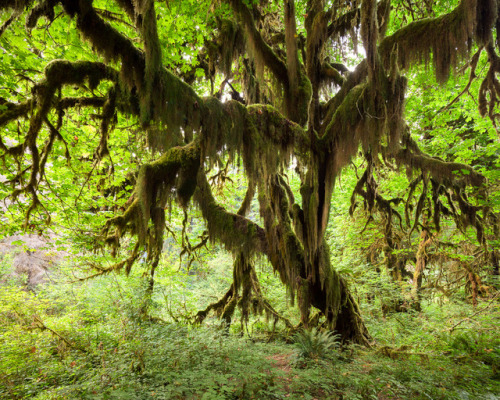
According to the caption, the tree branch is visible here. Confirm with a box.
[378,0,491,82]
[227,0,289,85]
[284,0,300,92]
[396,131,485,189]
[194,170,268,255]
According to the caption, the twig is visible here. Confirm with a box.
[432,47,483,118]
[29,315,89,353]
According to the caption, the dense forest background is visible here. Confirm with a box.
[0,0,499,398]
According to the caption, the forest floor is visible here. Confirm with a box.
[1,299,499,399]
[1,255,499,399]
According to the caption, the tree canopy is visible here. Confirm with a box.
[0,0,499,344]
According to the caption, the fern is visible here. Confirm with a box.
[293,328,341,360]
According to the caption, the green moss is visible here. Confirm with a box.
[194,172,264,256]
[379,0,478,82]
[134,142,201,247]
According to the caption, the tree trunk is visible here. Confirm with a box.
[412,228,432,311]
[309,269,371,344]
[291,240,371,344]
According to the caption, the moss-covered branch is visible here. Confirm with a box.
[26,0,57,30]
[136,141,201,242]
[0,0,29,12]
[227,0,289,85]
[283,0,311,125]
[319,60,368,135]
[321,63,346,86]
[2,60,118,225]
[396,132,485,189]
[0,99,34,128]
[98,97,308,267]
[0,7,21,38]
[195,285,235,324]
[379,0,494,82]
[194,171,267,256]
[55,0,154,120]
[284,0,300,93]
[133,0,164,124]
[361,0,380,80]
[304,1,333,130]
[0,96,107,131]
[103,142,202,258]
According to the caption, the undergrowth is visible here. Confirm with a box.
[1,253,499,399]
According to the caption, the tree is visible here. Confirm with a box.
[0,0,498,344]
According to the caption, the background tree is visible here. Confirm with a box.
[0,0,498,344]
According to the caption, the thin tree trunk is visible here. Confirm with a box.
[412,228,433,311]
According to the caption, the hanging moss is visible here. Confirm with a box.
[176,156,201,207]
[395,145,485,189]
[200,98,246,162]
[243,104,306,179]
[195,284,235,324]
[233,253,252,322]
[133,0,163,124]
[94,87,117,161]
[322,83,367,175]
[196,253,293,330]
[104,142,202,269]
[297,276,311,326]
[327,6,360,41]
[242,58,262,104]
[162,69,202,139]
[475,0,497,45]
[379,0,487,82]
[136,141,201,244]
[218,18,245,75]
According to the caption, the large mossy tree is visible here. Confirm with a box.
[0,0,498,344]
